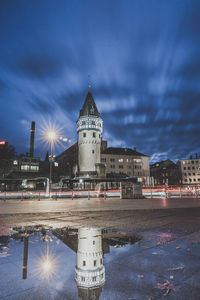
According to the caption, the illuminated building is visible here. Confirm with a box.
[75,227,105,300]
[178,154,200,185]
[77,90,105,178]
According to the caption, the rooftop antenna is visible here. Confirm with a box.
[88,74,91,90]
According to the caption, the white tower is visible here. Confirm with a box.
[75,227,105,297]
[77,91,103,178]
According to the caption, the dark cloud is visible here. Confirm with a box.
[18,54,62,79]
[0,0,200,160]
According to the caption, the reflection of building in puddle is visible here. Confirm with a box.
[75,228,105,300]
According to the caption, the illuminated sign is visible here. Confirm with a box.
[0,141,7,146]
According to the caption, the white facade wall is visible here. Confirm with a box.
[75,227,105,288]
[77,116,102,175]
[179,158,200,184]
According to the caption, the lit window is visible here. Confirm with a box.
[21,165,29,171]
[119,159,123,162]
[13,160,18,165]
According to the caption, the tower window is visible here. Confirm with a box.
[92,150,95,154]
[93,132,96,138]
[83,261,86,266]
[83,133,86,138]
[94,260,96,267]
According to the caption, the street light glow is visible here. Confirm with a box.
[47,130,57,142]
[42,258,52,274]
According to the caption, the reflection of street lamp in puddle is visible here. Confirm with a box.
[40,232,54,278]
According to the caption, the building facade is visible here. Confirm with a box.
[178,155,200,185]
[150,159,180,185]
[101,147,150,184]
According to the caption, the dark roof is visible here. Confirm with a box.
[101,147,149,157]
[79,91,100,117]
[151,159,176,167]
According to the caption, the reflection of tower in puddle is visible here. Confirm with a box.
[75,228,105,300]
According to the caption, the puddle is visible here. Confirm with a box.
[0,226,199,299]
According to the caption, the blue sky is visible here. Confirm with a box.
[0,0,200,162]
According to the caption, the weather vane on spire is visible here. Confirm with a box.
[88,74,91,90]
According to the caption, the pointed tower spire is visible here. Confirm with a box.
[79,90,100,117]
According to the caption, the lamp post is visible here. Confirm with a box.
[46,130,58,197]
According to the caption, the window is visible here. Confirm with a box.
[82,121,86,125]
[30,165,39,171]
[21,165,29,171]
[184,167,186,170]
[92,150,95,154]
[94,260,96,267]
[92,121,95,125]
[111,165,115,168]
[119,165,123,169]
[101,158,106,162]
[128,165,131,169]
[99,134,100,138]
[192,161,194,164]
[192,167,195,170]
[194,178,196,181]
[93,132,96,138]
[189,173,191,176]
[83,261,86,266]
[185,179,187,182]
[119,158,123,162]
[13,160,18,165]
[92,277,96,282]
[83,133,86,138]
[193,173,195,176]
[110,158,115,162]
[188,167,190,170]
[93,240,95,245]
[100,258,102,265]
[81,277,85,282]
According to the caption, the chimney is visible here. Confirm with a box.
[30,121,35,157]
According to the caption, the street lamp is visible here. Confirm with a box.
[46,130,58,196]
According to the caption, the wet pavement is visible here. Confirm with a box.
[0,226,200,299]
[1,197,200,215]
